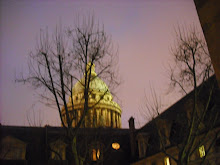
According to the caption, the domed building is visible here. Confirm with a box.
[61,63,122,128]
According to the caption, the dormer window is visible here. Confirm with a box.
[90,142,103,162]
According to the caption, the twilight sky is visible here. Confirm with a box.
[0,0,203,128]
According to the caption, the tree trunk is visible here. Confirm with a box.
[72,136,80,165]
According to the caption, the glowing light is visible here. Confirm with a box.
[199,145,205,158]
[92,149,100,161]
[164,157,170,165]
[112,142,120,150]
[97,149,100,159]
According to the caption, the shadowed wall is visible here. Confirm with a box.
[194,0,220,87]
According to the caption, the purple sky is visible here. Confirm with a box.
[0,0,203,128]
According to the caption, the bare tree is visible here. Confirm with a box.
[143,25,219,165]
[140,86,163,121]
[169,25,214,94]
[17,15,119,165]
[26,104,44,127]
[167,25,219,165]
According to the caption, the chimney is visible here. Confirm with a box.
[129,117,135,130]
[129,117,136,160]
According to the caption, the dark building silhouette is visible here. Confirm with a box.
[131,76,220,165]
[1,76,219,165]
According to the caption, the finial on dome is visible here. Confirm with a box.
[86,62,97,76]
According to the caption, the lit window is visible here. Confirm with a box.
[199,145,205,158]
[97,149,100,159]
[112,143,120,150]
[164,157,170,165]
[92,149,100,161]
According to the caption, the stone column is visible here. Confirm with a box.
[100,109,105,127]
[119,115,121,128]
[106,109,108,124]
[112,112,115,128]
[117,113,119,128]
[108,110,111,127]
[96,109,100,126]
[103,109,107,126]
[90,109,93,127]
[78,110,81,120]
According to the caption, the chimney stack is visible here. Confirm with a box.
[129,117,136,161]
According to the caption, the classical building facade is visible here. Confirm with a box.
[61,63,122,128]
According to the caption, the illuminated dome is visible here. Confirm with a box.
[62,63,122,128]
[73,76,109,94]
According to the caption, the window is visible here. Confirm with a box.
[90,142,103,161]
[164,156,170,165]
[92,149,100,161]
[112,142,120,150]
[199,145,205,158]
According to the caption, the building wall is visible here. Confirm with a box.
[0,126,131,165]
[0,136,26,160]
[194,0,220,86]
[131,147,178,165]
